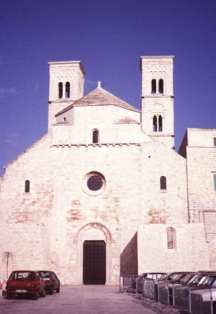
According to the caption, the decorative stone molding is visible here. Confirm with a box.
[74,222,113,244]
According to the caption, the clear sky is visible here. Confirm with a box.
[0,0,216,176]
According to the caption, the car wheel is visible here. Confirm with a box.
[50,288,53,295]
[7,293,12,299]
[40,289,46,297]
[33,293,38,300]
[56,285,60,293]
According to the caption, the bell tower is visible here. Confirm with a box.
[140,56,175,149]
[48,61,85,129]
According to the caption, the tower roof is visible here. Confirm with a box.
[56,87,139,116]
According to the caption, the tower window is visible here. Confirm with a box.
[159,115,163,131]
[153,115,163,132]
[160,176,167,190]
[166,227,176,249]
[214,138,216,146]
[153,115,157,132]
[92,130,99,143]
[65,82,70,98]
[159,79,164,93]
[25,180,30,193]
[58,82,63,99]
[151,79,156,94]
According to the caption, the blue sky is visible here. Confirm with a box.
[0,0,216,176]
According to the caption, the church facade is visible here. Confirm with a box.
[0,56,216,285]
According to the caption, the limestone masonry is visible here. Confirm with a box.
[0,56,216,285]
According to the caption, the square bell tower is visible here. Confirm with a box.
[48,61,85,129]
[140,56,175,149]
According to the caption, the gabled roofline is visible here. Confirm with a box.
[55,87,140,117]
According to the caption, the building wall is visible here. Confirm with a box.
[137,223,209,274]
[0,122,189,284]
[0,135,53,279]
[53,107,150,146]
[184,129,216,269]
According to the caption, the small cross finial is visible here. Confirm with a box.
[98,81,101,88]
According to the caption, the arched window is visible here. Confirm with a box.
[158,115,163,132]
[25,180,30,193]
[153,115,157,132]
[58,82,63,99]
[92,130,99,143]
[65,82,70,98]
[153,115,163,132]
[151,79,156,94]
[160,176,167,190]
[166,227,176,249]
[159,79,164,93]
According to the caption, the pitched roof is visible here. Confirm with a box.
[56,87,140,116]
[114,117,140,124]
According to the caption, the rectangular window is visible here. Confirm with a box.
[214,138,216,147]
[214,174,216,191]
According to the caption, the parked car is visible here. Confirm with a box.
[38,270,60,294]
[157,272,194,305]
[136,272,167,294]
[119,275,139,293]
[154,272,185,301]
[191,274,216,314]
[173,272,215,312]
[6,270,46,300]
[162,271,187,282]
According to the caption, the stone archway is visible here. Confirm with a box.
[74,222,113,285]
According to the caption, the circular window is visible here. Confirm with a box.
[87,176,103,191]
[82,172,106,196]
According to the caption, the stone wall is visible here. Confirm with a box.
[137,223,209,274]
[0,125,189,283]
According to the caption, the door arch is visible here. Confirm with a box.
[74,222,113,285]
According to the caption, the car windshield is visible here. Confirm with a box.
[9,271,35,281]
[172,273,187,282]
[199,276,216,287]
[190,274,206,285]
[165,273,182,281]
[39,271,51,278]
[158,274,167,280]
[180,273,196,284]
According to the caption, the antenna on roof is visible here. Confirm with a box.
[98,81,101,88]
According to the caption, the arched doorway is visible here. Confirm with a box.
[74,222,113,285]
[83,240,106,284]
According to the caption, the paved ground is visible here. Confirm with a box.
[0,286,181,314]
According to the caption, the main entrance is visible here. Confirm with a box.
[83,240,106,285]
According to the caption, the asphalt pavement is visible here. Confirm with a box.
[0,285,181,314]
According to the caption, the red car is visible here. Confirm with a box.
[6,270,46,300]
